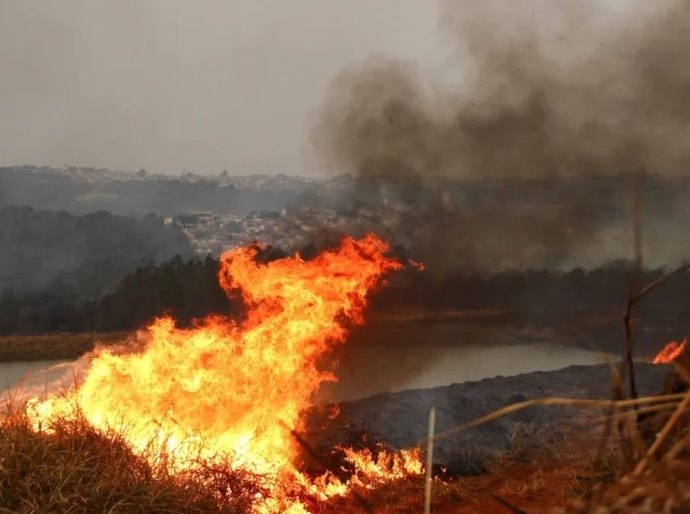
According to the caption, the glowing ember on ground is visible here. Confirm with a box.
[652,338,688,364]
[25,234,423,512]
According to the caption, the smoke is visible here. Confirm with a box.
[314,0,690,179]
[311,0,690,271]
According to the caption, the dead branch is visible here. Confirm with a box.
[621,262,690,399]
[631,263,690,305]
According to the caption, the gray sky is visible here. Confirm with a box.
[0,1,446,175]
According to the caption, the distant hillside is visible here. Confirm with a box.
[0,206,192,296]
[0,166,329,216]
[3,166,690,270]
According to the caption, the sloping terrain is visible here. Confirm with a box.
[306,363,669,475]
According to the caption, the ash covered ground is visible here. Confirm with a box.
[304,363,669,476]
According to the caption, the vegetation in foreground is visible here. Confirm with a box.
[0,408,266,514]
[0,400,661,514]
[0,405,524,514]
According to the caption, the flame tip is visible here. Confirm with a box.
[652,337,688,364]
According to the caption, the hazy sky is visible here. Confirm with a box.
[0,1,447,175]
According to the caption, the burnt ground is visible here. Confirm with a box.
[302,362,670,477]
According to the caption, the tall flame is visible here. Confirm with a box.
[26,234,418,511]
[652,338,688,364]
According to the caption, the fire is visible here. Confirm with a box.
[408,258,426,271]
[652,338,688,364]
[25,234,422,511]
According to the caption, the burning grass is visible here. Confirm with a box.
[5,366,690,513]
[3,235,429,513]
[0,401,431,514]
[0,402,601,514]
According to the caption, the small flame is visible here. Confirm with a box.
[408,258,425,271]
[652,338,688,364]
[24,234,423,512]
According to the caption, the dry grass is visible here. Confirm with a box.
[0,332,128,362]
[342,359,690,514]
[0,408,264,514]
[0,399,593,514]
[0,394,680,514]
[565,459,690,513]
[0,392,650,514]
[318,474,467,514]
[563,366,690,513]
[315,415,610,514]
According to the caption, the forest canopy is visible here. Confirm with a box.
[0,206,192,296]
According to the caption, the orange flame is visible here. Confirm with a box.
[652,338,688,364]
[408,258,426,271]
[25,234,422,512]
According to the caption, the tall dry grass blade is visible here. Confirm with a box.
[633,389,690,477]
[429,394,686,444]
[594,352,625,477]
[671,359,690,385]
[592,401,681,425]
[424,406,435,514]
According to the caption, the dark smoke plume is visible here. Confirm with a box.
[312,0,690,270]
[314,0,690,179]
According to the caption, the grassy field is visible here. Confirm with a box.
[2,382,689,512]
[0,410,261,514]
[0,332,129,362]
[0,408,591,513]
[3,405,670,513]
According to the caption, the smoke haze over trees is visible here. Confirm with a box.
[312,0,690,271]
[314,0,690,179]
[0,206,192,296]
[4,167,690,272]
[3,252,690,358]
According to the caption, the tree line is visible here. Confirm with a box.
[2,252,689,339]
[0,206,193,296]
